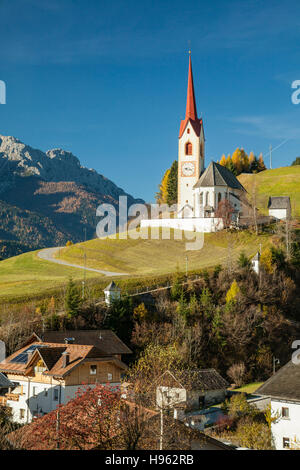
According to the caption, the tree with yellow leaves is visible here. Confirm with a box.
[226,280,240,304]
[156,169,170,204]
[260,248,274,273]
[220,154,226,167]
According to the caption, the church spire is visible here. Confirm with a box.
[185,53,198,121]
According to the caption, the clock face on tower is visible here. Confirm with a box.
[181,161,196,177]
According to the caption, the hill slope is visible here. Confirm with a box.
[0,135,143,258]
[55,229,271,276]
[238,166,300,216]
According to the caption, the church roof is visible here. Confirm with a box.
[194,162,246,191]
[179,54,203,139]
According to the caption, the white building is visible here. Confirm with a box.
[256,357,300,450]
[141,54,248,234]
[268,197,291,220]
[0,330,131,424]
[156,369,229,413]
[104,281,121,306]
[251,252,261,275]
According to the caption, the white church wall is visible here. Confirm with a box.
[140,217,223,233]
[178,124,204,217]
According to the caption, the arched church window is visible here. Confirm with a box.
[205,192,209,206]
[218,193,222,204]
[185,142,193,155]
[200,192,203,204]
[187,129,190,134]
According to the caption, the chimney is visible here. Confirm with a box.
[62,351,70,368]
[27,349,34,363]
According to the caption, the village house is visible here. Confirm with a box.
[268,196,291,220]
[156,369,229,413]
[256,355,300,450]
[0,330,131,424]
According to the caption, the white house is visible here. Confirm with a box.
[104,281,121,306]
[156,369,229,413]
[0,330,131,424]
[251,252,261,275]
[256,356,300,450]
[268,197,291,220]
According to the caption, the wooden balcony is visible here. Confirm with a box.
[5,393,20,402]
[0,396,7,405]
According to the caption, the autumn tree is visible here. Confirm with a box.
[226,280,240,304]
[156,168,170,204]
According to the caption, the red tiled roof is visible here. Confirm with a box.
[0,342,127,378]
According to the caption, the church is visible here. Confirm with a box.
[142,54,247,233]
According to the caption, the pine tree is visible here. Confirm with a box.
[65,278,81,318]
[250,155,259,173]
[257,153,266,172]
[166,160,178,205]
[238,251,250,268]
[240,148,249,172]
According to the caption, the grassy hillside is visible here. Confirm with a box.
[56,229,271,276]
[238,166,300,216]
[0,250,103,302]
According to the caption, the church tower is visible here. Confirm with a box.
[177,54,205,218]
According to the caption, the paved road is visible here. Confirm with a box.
[38,247,128,277]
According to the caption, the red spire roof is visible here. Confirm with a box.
[179,54,202,139]
[185,54,198,121]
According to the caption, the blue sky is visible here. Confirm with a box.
[0,0,300,202]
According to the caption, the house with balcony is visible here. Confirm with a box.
[0,330,131,424]
[256,354,300,450]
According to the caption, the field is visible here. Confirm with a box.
[238,165,300,216]
[0,229,271,303]
[56,229,271,276]
[234,383,264,394]
[0,250,103,302]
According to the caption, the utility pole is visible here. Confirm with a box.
[82,248,87,299]
[269,144,272,170]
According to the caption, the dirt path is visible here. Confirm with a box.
[37,247,127,277]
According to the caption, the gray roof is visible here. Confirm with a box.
[268,196,291,210]
[159,369,229,391]
[0,372,13,388]
[25,330,132,355]
[256,356,300,402]
[104,281,121,292]
[194,162,245,191]
[252,252,261,261]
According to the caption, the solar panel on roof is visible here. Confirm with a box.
[11,344,45,364]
